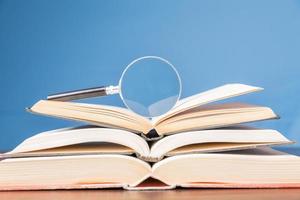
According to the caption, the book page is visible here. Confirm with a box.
[30,100,153,133]
[149,129,291,158]
[152,148,300,186]
[153,83,263,125]
[6,127,150,158]
[155,105,277,135]
[0,155,151,190]
[1,143,135,159]
[159,103,270,124]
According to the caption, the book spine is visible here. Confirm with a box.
[136,154,163,162]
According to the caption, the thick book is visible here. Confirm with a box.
[1,147,300,190]
[28,83,278,138]
[2,82,298,191]
[1,126,292,161]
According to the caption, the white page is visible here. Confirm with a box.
[152,83,263,124]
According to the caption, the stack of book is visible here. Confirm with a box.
[1,83,300,190]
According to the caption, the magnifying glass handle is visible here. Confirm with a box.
[47,85,119,101]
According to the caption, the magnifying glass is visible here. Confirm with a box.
[47,56,182,118]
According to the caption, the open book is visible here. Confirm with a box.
[1,82,300,191]
[29,84,278,138]
[1,126,292,162]
[1,147,300,190]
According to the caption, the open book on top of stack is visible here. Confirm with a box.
[1,83,300,190]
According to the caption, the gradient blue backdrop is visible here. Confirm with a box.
[1,0,300,150]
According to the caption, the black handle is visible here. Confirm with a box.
[47,86,107,101]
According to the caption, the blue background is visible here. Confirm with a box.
[0,0,300,150]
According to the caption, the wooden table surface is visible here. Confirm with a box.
[1,147,300,200]
[1,189,300,200]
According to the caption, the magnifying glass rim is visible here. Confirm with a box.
[118,55,182,117]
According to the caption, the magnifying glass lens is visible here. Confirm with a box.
[120,57,181,118]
